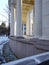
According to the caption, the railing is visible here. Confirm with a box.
[1,52,49,65]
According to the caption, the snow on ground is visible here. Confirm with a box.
[0,36,9,44]
[0,36,9,55]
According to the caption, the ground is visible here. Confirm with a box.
[0,36,18,63]
[3,42,18,62]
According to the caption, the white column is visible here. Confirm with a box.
[30,19,33,35]
[16,0,22,36]
[14,8,16,36]
[30,10,33,36]
[10,4,14,36]
[26,12,30,36]
[34,0,42,37]
[42,0,49,38]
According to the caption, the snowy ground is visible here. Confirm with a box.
[0,36,9,44]
[0,36,9,55]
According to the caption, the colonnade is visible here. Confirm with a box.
[10,0,42,37]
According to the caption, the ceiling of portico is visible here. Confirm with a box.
[22,1,34,23]
[22,0,34,23]
[23,0,34,5]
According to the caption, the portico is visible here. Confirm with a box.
[9,0,49,38]
[9,0,34,37]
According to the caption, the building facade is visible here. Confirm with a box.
[9,0,49,38]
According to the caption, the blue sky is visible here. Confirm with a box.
[0,0,8,26]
